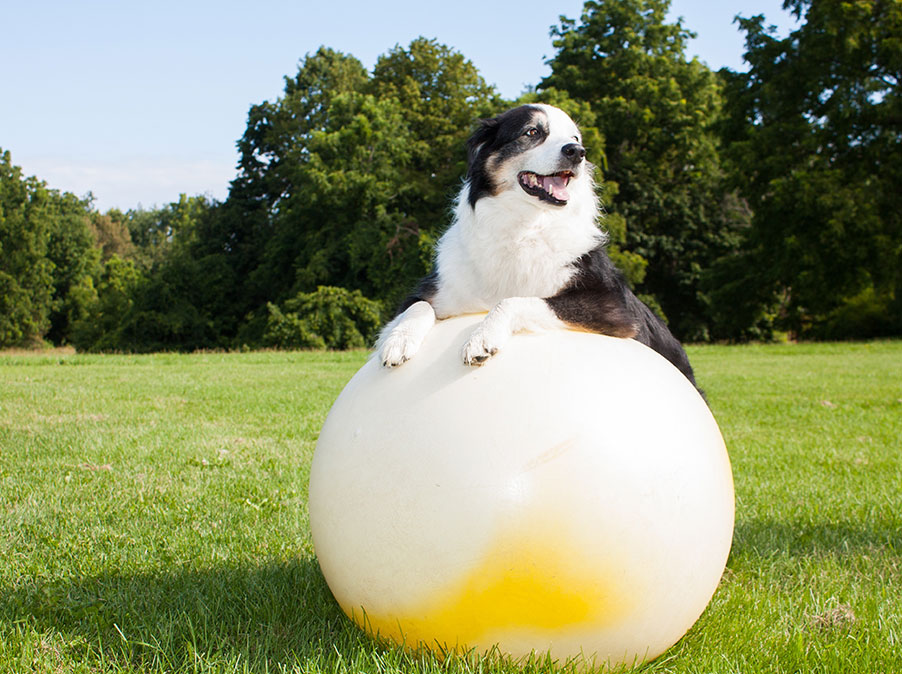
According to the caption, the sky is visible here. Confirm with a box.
[1,1,799,213]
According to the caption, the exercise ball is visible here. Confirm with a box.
[308,313,733,669]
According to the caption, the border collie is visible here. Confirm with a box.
[376,104,699,390]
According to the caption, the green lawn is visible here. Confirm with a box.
[1,342,900,673]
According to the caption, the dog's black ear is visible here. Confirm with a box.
[465,116,500,176]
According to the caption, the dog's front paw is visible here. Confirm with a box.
[461,335,498,365]
[375,301,436,369]
[461,325,507,366]
[380,332,420,368]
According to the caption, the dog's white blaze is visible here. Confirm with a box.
[528,104,584,172]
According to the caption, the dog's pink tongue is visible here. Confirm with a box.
[542,175,570,201]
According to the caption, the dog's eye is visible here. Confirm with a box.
[524,127,539,138]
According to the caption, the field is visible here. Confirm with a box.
[1,342,900,673]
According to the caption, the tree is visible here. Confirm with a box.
[44,191,99,344]
[716,0,902,338]
[542,0,746,339]
[370,38,504,238]
[0,151,100,347]
[69,255,144,351]
[234,47,370,214]
[262,286,383,350]
[30,41,507,352]
[114,196,231,351]
[0,150,55,346]
[89,210,136,261]
[246,90,417,309]
[0,150,132,347]
[222,40,504,343]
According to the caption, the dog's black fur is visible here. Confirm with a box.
[546,248,698,387]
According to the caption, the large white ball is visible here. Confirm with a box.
[309,314,733,669]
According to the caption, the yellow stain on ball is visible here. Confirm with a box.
[344,511,631,651]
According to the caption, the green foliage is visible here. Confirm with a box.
[263,303,326,349]
[94,198,237,352]
[371,38,504,233]
[88,210,136,261]
[44,192,101,344]
[69,255,145,351]
[263,286,384,350]
[0,149,100,347]
[121,194,216,271]
[810,286,901,341]
[542,0,747,339]
[716,0,902,339]
[0,150,55,346]
[228,41,504,320]
[4,17,900,351]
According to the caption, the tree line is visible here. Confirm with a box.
[2,0,899,352]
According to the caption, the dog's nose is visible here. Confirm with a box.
[561,143,586,163]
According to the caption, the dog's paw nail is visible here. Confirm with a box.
[382,355,407,368]
[462,340,499,366]
[380,334,418,368]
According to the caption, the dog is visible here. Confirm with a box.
[376,103,699,390]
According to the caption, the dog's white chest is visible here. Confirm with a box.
[479,223,577,297]
[432,193,602,316]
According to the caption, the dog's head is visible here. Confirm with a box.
[465,104,590,209]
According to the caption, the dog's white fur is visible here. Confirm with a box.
[378,105,605,367]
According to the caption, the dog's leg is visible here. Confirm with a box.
[377,301,437,368]
[461,297,563,366]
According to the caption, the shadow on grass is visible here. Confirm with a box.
[731,517,901,559]
[1,556,376,670]
[15,517,894,671]
[3,555,661,673]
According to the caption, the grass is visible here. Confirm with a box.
[0,342,900,673]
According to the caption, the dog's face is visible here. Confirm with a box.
[465,104,589,209]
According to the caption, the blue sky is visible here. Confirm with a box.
[1,1,798,212]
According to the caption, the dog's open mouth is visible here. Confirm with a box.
[518,171,574,205]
